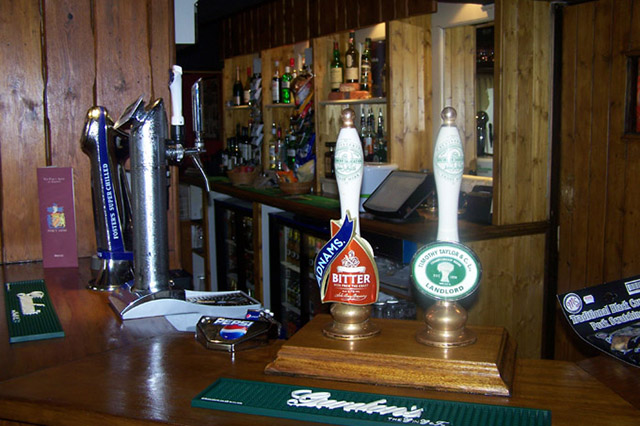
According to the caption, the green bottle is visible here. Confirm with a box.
[330,41,343,92]
[281,60,293,104]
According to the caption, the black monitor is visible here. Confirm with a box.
[362,170,433,220]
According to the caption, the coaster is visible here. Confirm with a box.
[193,378,551,425]
[4,279,64,343]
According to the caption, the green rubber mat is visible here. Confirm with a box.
[4,279,64,343]
[193,378,551,425]
[231,184,341,210]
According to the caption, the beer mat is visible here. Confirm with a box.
[192,378,551,425]
[4,279,64,343]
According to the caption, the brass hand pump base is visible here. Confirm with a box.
[323,303,380,340]
[416,300,477,347]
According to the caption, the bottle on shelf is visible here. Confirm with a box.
[324,141,336,179]
[330,41,343,92]
[281,59,293,104]
[285,128,297,171]
[373,109,387,163]
[272,61,281,104]
[363,108,374,162]
[360,38,372,92]
[243,67,252,106]
[233,66,243,106]
[268,122,277,170]
[344,31,358,84]
[359,107,366,145]
[276,125,284,171]
[290,57,297,81]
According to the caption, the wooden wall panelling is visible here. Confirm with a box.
[44,0,96,260]
[620,1,640,279]
[388,15,432,172]
[307,0,319,39]
[0,1,176,265]
[630,0,640,48]
[333,0,349,34]
[257,4,272,52]
[221,0,438,59]
[94,1,152,116]
[556,1,583,361]
[442,25,477,173]
[291,0,310,43]
[0,0,47,263]
[149,0,179,269]
[583,1,612,290]
[356,0,380,29]
[531,0,552,233]
[270,1,285,49]
[515,0,535,225]
[555,0,640,361]
[407,0,437,18]
[315,0,340,39]
[601,0,629,282]
[467,233,546,359]
[494,0,551,225]
[341,0,358,33]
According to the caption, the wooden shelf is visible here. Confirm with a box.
[318,97,387,106]
[264,103,296,109]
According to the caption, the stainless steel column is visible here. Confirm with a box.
[128,98,170,294]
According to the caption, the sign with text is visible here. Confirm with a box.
[558,275,640,367]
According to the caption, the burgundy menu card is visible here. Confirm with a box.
[37,167,79,268]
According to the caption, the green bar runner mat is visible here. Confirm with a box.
[192,378,551,426]
[4,279,64,343]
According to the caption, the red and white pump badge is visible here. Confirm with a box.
[314,213,378,305]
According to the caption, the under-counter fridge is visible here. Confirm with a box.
[269,212,330,338]
[214,197,255,297]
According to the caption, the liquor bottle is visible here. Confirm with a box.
[330,41,343,92]
[271,61,281,104]
[359,108,366,147]
[290,58,297,80]
[243,67,252,106]
[276,125,284,170]
[373,109,387,163]
[281,60,293,104]
[360,38,372,92]
[285,129,297,171]
[268,122,277,170]
[363,108,374,161]
[344,31,358,84]
[233,66,243,106]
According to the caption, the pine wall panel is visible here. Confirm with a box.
[0,0,177,265]
[556,0,640,361]
[221,0,437,59]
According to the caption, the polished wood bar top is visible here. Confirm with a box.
[1,260,638,425]
[181,172,550,244]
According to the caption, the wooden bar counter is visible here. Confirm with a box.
[0,260,638,425]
